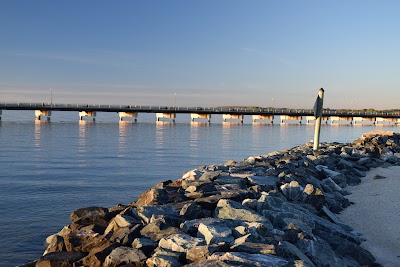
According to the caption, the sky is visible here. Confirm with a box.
[1,1,400,109]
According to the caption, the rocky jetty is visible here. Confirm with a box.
[25,132,400,267]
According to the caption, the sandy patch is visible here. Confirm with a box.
[337,166,400,266]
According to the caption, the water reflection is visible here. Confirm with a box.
[78,121,93,165]
[118,121,134,152]
[34,120,45,150]
[190,122,210,147]
[155,121,174,149]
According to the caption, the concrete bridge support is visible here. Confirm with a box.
[252,115,274,123]
[35,110,52,121]
[330,116,353,125]
[0,110,2,120]
[156,113,176,122]
[119,112,138,122]
[375,117,398,125]
[306,116,329,124]
[223,114,243,123]
[280,115,302,124]
[191,113,211,122]
[79,111,96,121]
[353,117,376,125]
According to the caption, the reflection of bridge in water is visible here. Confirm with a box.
[1,102,400,125]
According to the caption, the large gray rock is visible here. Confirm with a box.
[137,205,178,224]
[186,244,221,262]
[146,254,182,267]
[208,252,288,267]
[108,224,142,246]
[184,260,232,267]
[158,234,206,253]
[104,247,146,266]
[280,181,303,201]
[247,175,279,191]
[179,202,205,220]
[215,199,270,224]
[282,241,315,267]
[316,165,347,186]
[296,237,347,267]
[301,184,326,210]
[230,235,280,255]
[132,237,158,256]
[105,214,141,234]
[214,175,249,189]
[70,207,109,224]
[197,222,234,245]
[141,225,184,242]
[36,252,88,267]
[180,218,223,236]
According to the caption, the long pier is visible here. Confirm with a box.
[1,102,400,125]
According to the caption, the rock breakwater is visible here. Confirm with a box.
[24,132,400,267]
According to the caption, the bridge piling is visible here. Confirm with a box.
[191,113,211,122]
[79,111,96,121]
[119,112,138,122]
[223,114,243,123]
[35,110,51,121]
[252,115,274,123]
[280,115,302,124]
[156,113,176,122]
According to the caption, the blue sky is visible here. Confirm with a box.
[1,1,400,109]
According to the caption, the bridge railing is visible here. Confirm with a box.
[0,102,399,117]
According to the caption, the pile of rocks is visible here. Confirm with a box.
[25,132,400,266]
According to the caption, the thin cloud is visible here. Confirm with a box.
[240,47,266,56]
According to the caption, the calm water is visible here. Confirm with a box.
[0,110,397,266]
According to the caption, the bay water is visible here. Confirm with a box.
[0,110,397,266]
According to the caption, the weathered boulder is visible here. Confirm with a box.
[282,241,315,267]
[182,169,204,180]
[197,222,234,245]
[230,234,280,255]
[158,234,206,253]
[247,175,280,192]
[141,225,184,242]
[179,202,205,220]
[103,247,146,267]
[214,175,249,189]
[77,242,120,267]
[296,237,347,267]
[280,181,303,201]
[180,218,223,236]
[132,237,158,256]
[208,252,288,267]
[215,199,270,224]
[70,207,109,224]
[137,205,178,224]
[108,224,142,246]
[104,214,141,234]
[36,252,88,267]
[301,184,326,211]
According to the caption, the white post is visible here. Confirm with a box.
[313,88,324,151]
[50,89,53,106]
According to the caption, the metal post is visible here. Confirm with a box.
[174,93,176,109]
[50,89,53,106]
[313,88,324,151]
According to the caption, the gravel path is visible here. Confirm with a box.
[338,166,400,266]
